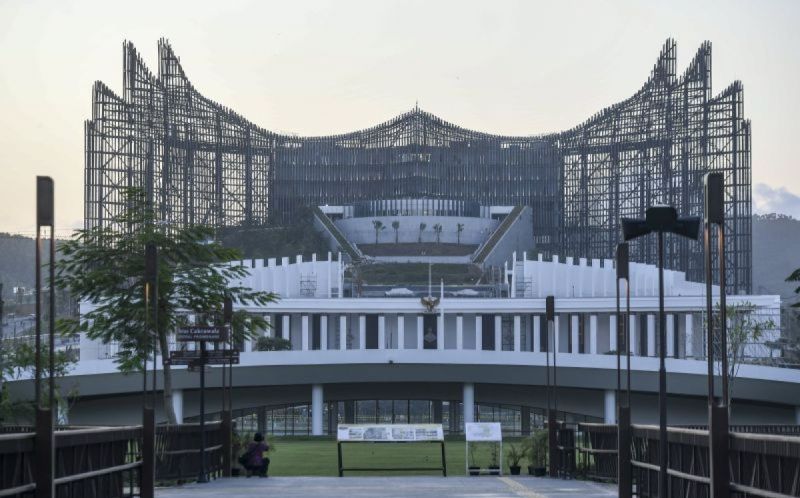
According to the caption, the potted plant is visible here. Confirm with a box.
[527,429,548,476]
[231,431,249,477]
[468,442,480,476]
[506,442,527,475]
[488,442,501,475]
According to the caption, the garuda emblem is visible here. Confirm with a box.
[420,296,440,313]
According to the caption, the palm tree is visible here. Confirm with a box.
[418,222,426,243]
[392,220,400,244]
[433,223,443,244]
[372,220,385,244]
[456,223,465,245]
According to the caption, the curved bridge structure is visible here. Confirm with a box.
[86,39,751,293]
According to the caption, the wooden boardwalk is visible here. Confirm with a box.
[156,476,617,498]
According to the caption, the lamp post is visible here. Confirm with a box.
[35,176,55,498]
[142,244,158,498]
[616,243,632,498]
[222,296,233,477]
[545,295,558,478]
[704,172,730,498]
[621,206,700,497]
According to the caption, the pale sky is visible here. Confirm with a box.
[1,0,799,233]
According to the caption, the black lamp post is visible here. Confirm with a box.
[544,295,558,478]
[616,243,632,498]
[704,172,730,498]
[621,206,700,497]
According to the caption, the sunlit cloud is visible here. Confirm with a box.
[753,183,800,219]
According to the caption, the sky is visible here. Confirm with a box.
[0,0,799,234]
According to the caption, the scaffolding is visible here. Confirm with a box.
[85,39,750,293]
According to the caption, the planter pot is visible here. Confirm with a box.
[488,465,501,476]
[468,466,480,476]
[509,465,521,476]
[528,465,546,477]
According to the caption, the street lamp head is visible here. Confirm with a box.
[616,243,629,280]
[622,205,700,241]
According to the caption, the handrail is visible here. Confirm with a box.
[473,206,524,263]
[313,207,362,261]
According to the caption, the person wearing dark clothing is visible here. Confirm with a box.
[242,432,270,477]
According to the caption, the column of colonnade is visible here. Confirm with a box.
[260,311,698,358]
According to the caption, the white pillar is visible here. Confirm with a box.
[378,315,386,350]
[463,383,475,424]
[666,314,675,358]
[533,316,541,353]
[282,315,290,344]
[494,315,502,351]
[172,389,184,423]
[647,314,656,357]
[609,314,618,352]
[475,315,483,350]
[685,313,694,358]
[437,314,444,351]
[456,315,464,350]
[301,315,310,351]
[570,315,579,354]
[589,314,598,355]
[417,315,424,350]
[311,384,324,436]
[397,315,405,350]
[320,316,328,350]
[339,315,347,351]
[604,390,616,424]
[359,315,366,350]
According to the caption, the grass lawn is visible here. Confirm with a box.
[260,437,533,477]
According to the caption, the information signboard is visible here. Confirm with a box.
[465,422,503,442]
[336,424,444,442]
[166,349,239,366]
[176,326,229,342]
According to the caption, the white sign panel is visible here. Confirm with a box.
[464,422,503,442]
[336,424,444,442]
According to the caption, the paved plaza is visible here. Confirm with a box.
[156,476,617,498]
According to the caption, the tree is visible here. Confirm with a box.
[418,223,427,243]
[254,336,293,351]
[372,220,385,244]
[456,223,464,245]
[391,220,400,244]
[56,188,277,424]
[433,223,443,244]
[707,301,775,409]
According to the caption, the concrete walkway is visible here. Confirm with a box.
[156,476,617,498]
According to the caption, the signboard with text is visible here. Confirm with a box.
[166,349,239,366]
[176,326,229,342]
[464,422,502,442]
[336,424,444,442]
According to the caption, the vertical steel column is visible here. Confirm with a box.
[657,230,668,497]
[616,243,631,498]
[705,172,730,498]
[545,296,558,478]
[222,297,233,477]
[142,244,158,498]
[34,177,54,498]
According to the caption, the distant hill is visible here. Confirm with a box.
[0,233,35,297]
[752,214,800,300]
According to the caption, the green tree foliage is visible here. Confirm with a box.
[217,207,330,260]
[707,301,775,406]
[391,220,400,244]
[372,220,385,244]
[432,223,443,244]
[254,336,292,351]
[55,188,277,423]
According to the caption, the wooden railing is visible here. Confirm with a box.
[0,425,142,498]
[573,423,800,497]
[155,422,224,482]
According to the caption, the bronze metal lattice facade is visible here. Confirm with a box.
[85,39,751,293]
